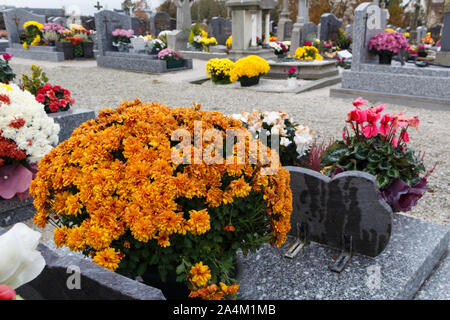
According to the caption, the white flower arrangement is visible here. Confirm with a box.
[0,83,60,163]
[269,41,288,55]
[0,223,46,289]
[231,110,313,166]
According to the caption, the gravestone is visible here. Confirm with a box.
[170,18,177,30]
[300,22,317,45]
[416,26,427,43]
[351,2,388,71]
[345,24,353,39]
[151,12,171,37]
[319,13,342,41]
[95,10,133,54]
[286,167,392,258]
[211,17,232,45]
[290,0,312,54]
[277,0,293,40]
[3,8,46,48]
[52,16,66,27]
[167,0,194,50]
[435,0,450,65]
[428,24,442,40]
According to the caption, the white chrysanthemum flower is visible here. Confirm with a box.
[0,83,60,163]
[280,137,291,147]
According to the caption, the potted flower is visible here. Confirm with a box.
[198,36,218,52]
[322,41,339,59]
[0,83,60,201]
[269,41,288,59]
[35,84,75,113]
[189,24,208,51]
[225,35,232,49]
[423,32,434,45]
[417,45,427,58]
[146,38,166,55]
[0,53,15,84]
[294,45,324,61]
[232,110,313,166]
[41,22,65,46]
[65,35,84,58]
[21,21,43,50]
[284,66,297,88]
[76,29,94,59]
[56,29,74,59]
[30,101,293,300]
[206,58,235,84]
[157,48,183,69]
[320,97,434,213]
[229,55,270,87]
[368,32,408,65]
[112,28,134,52]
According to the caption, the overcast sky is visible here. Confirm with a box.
[0,0,165,16]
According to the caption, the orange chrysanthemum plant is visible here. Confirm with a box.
[30,100,292,300]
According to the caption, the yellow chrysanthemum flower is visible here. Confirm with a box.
[23,20,43,30]
[190,262,212,287]
[229,55,270,82]
[225,35,232,47]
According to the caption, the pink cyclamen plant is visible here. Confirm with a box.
[157,48,182,61]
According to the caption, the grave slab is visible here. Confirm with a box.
[267,59,339,80]
[49,108,96,143]
[238,214,450,300]
[415,250,450,300]
[0,196,35,227]
[0,227,165,300]
[6,46,65,62]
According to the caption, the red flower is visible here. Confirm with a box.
[49,102,59,112]
[304,41,312,46]
[58,99,67,107]
[362,123,379,138]
[8,117,26,129]
[53,85,62,92]
[352,97,368,107]
[36,93,46,103]
[42,84,52,91]
[379,113,392,137]
[0,94,10,105]
[0,285,16,300]
[2,53,13,61]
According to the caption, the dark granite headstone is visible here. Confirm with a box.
[319,13,343,41]
[3,8,46,48]
[442,11,450,51]
[151,12,171,37]
[428,24,442,41]
[300,22,317,45]
[211,17,232,45]
[49,108,96,143]
[95,10,133,54]
[286,167,392,257]
[0,197,35,227]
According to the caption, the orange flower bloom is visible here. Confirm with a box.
[189,262,211,287]
[187,209,210,235]
[92,248,122,271]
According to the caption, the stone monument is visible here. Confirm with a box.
[167,0,194,50]
[289,0,317,56]
[277,0,293,41]
[435,0,450,65]
[225,0,275,60]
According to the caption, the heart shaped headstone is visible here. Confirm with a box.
[286,167,393,257]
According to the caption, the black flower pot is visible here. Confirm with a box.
[166,59,184,69]
[378,53,393,65]
[141,267,190,300]
[56,41,74,60]
[239,75,260,87]
[82,41,94,59]
[418,51,427,58]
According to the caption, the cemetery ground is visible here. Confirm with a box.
[9,56,450,244]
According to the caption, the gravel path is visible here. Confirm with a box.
[10,58,450,232]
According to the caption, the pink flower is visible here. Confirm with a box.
[362,123,379,138]
[392,136,398,148]
[0,285,16,300]
[112,29,120,37]
[400,130,409,143]
[347,108,367,123]
[2,53,13,61]
[352,97,368,108]
[408,116,419,130]
[379,113,392,137]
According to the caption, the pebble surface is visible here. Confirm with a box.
[10,57,449,233]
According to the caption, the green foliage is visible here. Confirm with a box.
[321,136,425,188]
[0,59,15,84]
[113,189,271,285]
[21,64,49,96]
[336,28,351,50]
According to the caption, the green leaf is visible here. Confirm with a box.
[136,262,148,276]
[368,151,382,163]
[176,263,185,275]
[387,168,399,178]
[378,161,391,171]
[377,175,390,188]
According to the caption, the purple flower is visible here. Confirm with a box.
[330,167,345,178]
[380,178,428,212]
[0,164,33,200]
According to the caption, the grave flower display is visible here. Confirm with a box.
[22,21,43,50]
[0,53,15,84]
[294,45,323,61]
[269,41,288,59]
[189,24,208,50]
[368,31,408,65]
[30,100,292,300]
[198,36,218,52]
[284,66,297,87]
[206,58,235,84]
[41,23,66,46]
[232,110,313,166]
[225,35,232,48]
[112,28,134,52]
[0,30,7,40]
[0,223,46,294]
[423,32,435,45]
[157,49,183,69]
[0,83,60,200]
[229,55,270,87]
[146,38,166,54]
[36,84,75,113]
[320,97,434,213]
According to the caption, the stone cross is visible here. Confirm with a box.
[94,1,103,11]
[174,0,194,31]
[277,0,293,41]
[296,0,310,25]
